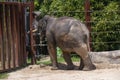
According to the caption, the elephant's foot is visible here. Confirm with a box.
[51,63,59,70]
[67,65,74,70]
[83,64,96,71]
[79,64,84,70]
[82,56,96,71]
[51,66,59,70]
[79,58,84,70]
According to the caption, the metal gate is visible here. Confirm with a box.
[0,1,34,72]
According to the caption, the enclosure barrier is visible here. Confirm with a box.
[0,1,34,72]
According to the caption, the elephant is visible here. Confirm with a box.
[33,14,96,71]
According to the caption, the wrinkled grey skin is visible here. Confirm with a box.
[34,15,96,71]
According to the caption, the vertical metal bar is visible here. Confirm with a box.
[5,4,11,69]
[10,4,14,68]
[21,5,27,65]
[19,3,25,66]
[85,0,91,51]
[18,3,26,66]
[14,5,20,67]
[20,3,25,66]
[29,1,36,64]
[0,5,1,70]
[24,5,28,62]
[7,4,11,70]
[16,3,21,67]
[12,4,19,68]
[0,4,3,71]
[20,4,26,65]
[8,4,13,69]
[11,4,18,68]
[9,5,14,68]
[18,3,23,66]
[12,4,17,68]
[1,4,5,71]
[2,5,6,70]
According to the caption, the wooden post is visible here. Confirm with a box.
[85,0,92,51]
[29,1,36,64]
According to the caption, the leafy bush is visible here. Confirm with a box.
[34,0,120,51]
[91,1,120,51]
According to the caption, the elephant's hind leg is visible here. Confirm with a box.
[74,44,96,71]
[79,57,84,70]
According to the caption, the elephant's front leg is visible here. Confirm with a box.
[48,44,58,70]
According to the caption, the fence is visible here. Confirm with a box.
[45,0,120,52]
[90,9,120,51]
[0,1,34,72]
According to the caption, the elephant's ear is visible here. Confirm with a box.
[32,11,41,21]
[44,15,51,20]
[32,11,41,16]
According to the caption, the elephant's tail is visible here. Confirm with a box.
[85,34,90,52]
[87,39,91,52]
[84,33,91,52]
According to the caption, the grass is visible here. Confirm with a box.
[27,55,80,66]
[57,56,80,63]
[0,73,8,79]
[36,55,80,65]
[71,56,80,62]
[27,47,80,65]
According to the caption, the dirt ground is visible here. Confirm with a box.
[6,57,120,80]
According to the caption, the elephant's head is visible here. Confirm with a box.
[32,11,41,32]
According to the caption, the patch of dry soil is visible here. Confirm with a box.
[6,62,120,80]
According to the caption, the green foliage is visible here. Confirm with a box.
[34,0,120,51]
[91,1,120,51]
[34,0,85,20]
[57,47,62,57]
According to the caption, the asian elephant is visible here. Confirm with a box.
[33,14,96,71]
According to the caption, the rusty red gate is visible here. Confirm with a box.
[0,1,34,72]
